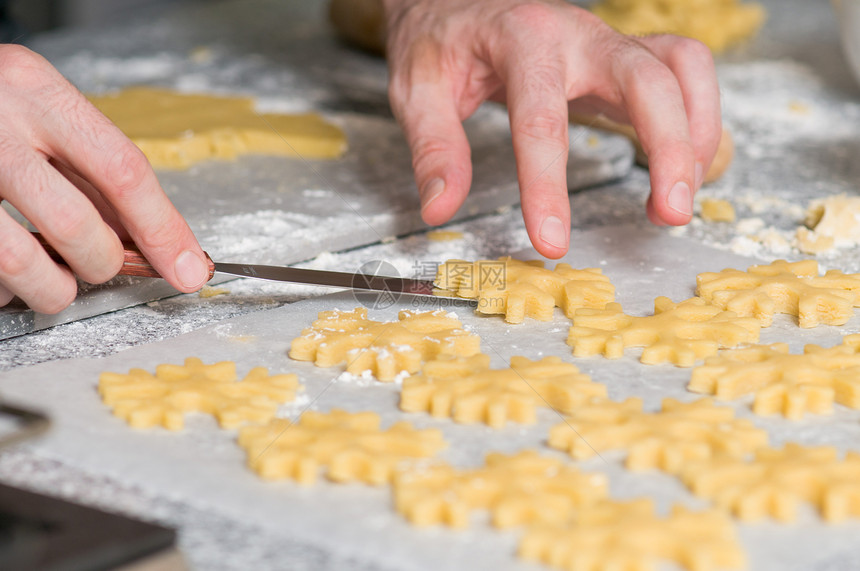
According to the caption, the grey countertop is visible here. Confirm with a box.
[3,0,860,570]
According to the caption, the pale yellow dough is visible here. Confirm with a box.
[797,194,860,254]
[689,335,860,419]
[700,198,736,223]
[591,0,766,54]
[519,499,745,571]
[238,409,446,484]
[568,296,761,366]
[435,257,615,323]
[89,87,347,169]
[681,443,860,522]
[426,230,464,242]
[400,354,607,428]
[98,357,300,430]
[548,397,768,473]
[696,259,860,328]
[288,307,481,382]
[393,450,608,528]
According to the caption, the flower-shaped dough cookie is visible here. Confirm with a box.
[680,443,860,522]
[696,259,860,327]
[519,499,745,571]
[400,355,607,428]
[689,334,860,419]
[238,409,447,484]
[568,297,760,366]
[548,397,768,474]
[99,357,300,430]
[434,257,615,323]
[393,450,608,528]
[289,307,480,381]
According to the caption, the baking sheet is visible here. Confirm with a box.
[0,0,633,340]
[2,224,860,571]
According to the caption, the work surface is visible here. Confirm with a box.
[4,0,860,570]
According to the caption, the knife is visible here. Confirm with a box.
[32,233,469,302]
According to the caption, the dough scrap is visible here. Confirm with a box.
[434,258,615,323]
[796,194,860,254]
[426,230,464,242]
[696,259,860,328]
[400,355,608,428]
[99,357,300,430]
[238,409,447,484]
[393,450,608,528]
[548,397,768,474]
[89,87,347,169]
[680,443,860,522]
[689,335,860,419]
[591,0,765,54]
[519,499,745,571]
[567,297,760,366]
[700,198,736,223]
[289,307,481,382]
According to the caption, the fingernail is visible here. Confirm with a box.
[175,250,208,290]
[420,178,445,212]
[667,181,693,217]
[695,161,705,189]
[539,216,568,249]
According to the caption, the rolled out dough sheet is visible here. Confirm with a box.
[89,88,348,169]
[2,224,860,571]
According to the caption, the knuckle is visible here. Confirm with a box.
[516,108,570,144]
[0,235,35,279]
[504,3,562,35]
[672,37,714,67]
[105,143,151,197]
[0,45,51,90]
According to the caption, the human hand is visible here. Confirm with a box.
[382,0,722,258]
[0,45,209,313]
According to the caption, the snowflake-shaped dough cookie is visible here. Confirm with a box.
[434,258,615,323]
[237,409,447,485]
[519,499,746,571]
[400,355,608,428]
[99,358,300,430]
[689,335,860,419]
[567,297,761,366]
[548,397,768,474]
[696,259,860,327]
[289,307,480,381]
[393,450,608,528]
[680,443,860,522]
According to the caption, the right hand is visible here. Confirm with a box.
[0,45,209,314]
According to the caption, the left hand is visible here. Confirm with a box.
[382,0,722,258]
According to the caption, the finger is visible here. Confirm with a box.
[0,144,124,285]
[638,35,721,190]
[51,158,130,240]
[500,45,571,258]
[0,283,14,307]
[34,87,209,292]
[0,208,77,314]
[388,41,473,226]
[602,39,696,226]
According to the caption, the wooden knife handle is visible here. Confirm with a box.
[31,232,216,281]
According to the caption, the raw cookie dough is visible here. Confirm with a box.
[519,499,745,571]
[567,297,761,366]
[289,308,481,381]
[700,198,736,223]
[591,0,766,54]
[89,87,347,169]
[688,335,860,419]
[426,230,464,242]
[400,355,607,428]
[435,258,615,324]
[680,443,860,522]
[548,397,768,474]
[393,450,608,528]
[98,358,300,430]
[796,194,860,254]
[237,409,446,484]
[696,259,860,328]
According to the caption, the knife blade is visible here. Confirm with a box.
[32,233,470,303]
